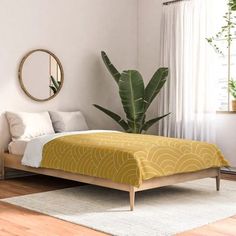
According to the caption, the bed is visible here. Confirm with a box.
[0,112,228,211]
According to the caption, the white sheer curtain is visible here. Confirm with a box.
[158,0,224,143]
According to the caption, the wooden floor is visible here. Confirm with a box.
[0,173,235,236]
[0,202,107,236]
[177,215,236,236]
[0,175,108,236]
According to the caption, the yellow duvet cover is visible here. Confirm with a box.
[41,132,229,187]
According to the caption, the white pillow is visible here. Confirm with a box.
[8,140,28,155]
[6,111,55,141]
[49,111,88,132]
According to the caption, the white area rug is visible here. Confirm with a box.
[2,179,236,236]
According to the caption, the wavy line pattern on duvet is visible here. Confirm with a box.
[41,132,229,187]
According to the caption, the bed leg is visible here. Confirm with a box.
[216,169,221,191]
[129,186,135,211]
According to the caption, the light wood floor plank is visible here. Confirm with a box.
[0,202,108,236]
[176,214,236,236]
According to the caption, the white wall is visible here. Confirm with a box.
[138,0,163,133]
[216,114,236,167]
[0,0,138,130]
[138,0,162,78]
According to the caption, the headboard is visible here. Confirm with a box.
[0,112,11,153]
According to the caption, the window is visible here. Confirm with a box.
[216,35,236,111]
[207,1,236,111]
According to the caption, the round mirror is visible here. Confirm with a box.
[18,49,64,102]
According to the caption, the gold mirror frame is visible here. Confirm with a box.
[18,49,64,102]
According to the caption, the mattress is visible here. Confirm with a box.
[8,140,28,155]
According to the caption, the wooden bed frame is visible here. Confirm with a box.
[0,153,221,211]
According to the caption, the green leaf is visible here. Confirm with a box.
[119,70,145,133]
[49,86,57,94]
[229,79,236,99]
[144,68,168,112]
[142,113,170,132]
[206,38,212,43]
[93,104,129,131]
[101,51,121,84]
[51,76,59,90]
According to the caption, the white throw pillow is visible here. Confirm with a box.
[49,111,88,132]
[8,140,28,155]
[6,111,55,141]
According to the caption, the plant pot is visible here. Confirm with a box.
[232,100,236,111]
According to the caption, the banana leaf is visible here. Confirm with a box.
[142,113,170,132]
[49,86,57,94]
[101,51,121,84]
[119,70,144,133]
[51,76,60,90]
[144,68,168,112]
[93,104,129,131]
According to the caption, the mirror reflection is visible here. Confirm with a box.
[19,49,64,102]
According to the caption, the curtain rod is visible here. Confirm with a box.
[163,0,188,5]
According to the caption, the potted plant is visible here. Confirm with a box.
[93,51,170,134]
[229,80,236,111]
